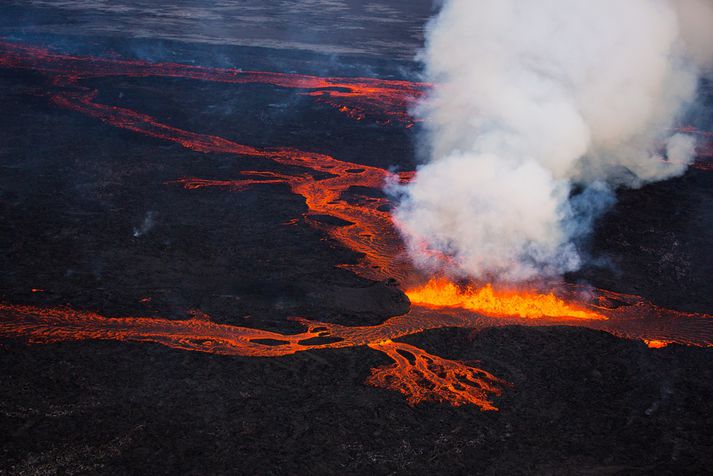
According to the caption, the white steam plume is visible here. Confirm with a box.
[393,0,712,283]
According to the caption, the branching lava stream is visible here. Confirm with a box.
[1,40,712,411]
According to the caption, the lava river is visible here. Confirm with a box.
[1,40,712,411]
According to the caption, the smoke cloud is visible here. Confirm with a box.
[393,0,713,283]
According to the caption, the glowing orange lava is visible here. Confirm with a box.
[0,40,426,126]
[406,278,606,320]
[366,340,506,409]
[643,339,670,349]
[0,39,414,280]
[0,303,509,409]
[0,39,711,411]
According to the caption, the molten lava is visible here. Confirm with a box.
[0,40,425,127]
[406,278,606,320]
[0,303,508,410]
[644,339,671,349]
[366,340,506,409]
[0,39,711,411]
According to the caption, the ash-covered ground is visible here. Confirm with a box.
[1,2,713,475]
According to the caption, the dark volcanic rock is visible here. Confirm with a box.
[305,280,410,317]
[570,169,713,314]
[1,327,711,474]
[1,5,712,474]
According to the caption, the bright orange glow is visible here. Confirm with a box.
[0,303,507,410]
[1,40,711,411]
[644,339,670,349]
[406,279,606,320]
[366,340,506,410]
[0,40,426,127]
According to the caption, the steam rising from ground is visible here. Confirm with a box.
[393,0,713,283]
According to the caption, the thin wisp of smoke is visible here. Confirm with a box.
[393,0,713,283]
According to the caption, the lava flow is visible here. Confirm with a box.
[0,298,599,410]
[366,340,507,409]
[0,40,425,127]
[1,39,712,411]
[0,302,517,408]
